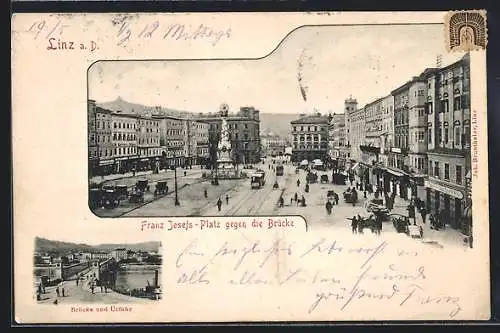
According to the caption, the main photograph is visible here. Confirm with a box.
[87,24,472,242]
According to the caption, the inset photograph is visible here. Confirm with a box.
[33,237,162,304]
[86,25,473,249]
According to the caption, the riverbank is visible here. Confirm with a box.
[119,263,162,271]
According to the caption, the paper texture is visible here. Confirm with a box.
[12,11,490,323]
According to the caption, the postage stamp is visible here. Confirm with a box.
[444,10,488,52]
[12,11,490,323]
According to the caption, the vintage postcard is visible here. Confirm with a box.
[12,11,490,323]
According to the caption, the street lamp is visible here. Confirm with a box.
[173,150,180,206]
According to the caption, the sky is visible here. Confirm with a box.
[88,24,463,115]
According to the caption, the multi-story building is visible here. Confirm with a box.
[111,248,128,262]
[197,105,261,165]
[88,100,114,176]
[155,115,185,167]
[328,113,347,168]
[379,94,395,168]
[348,107,366,163]
[261,134,288,157]
[343,97,357,169]
[91,252,111,260]
[194,121,210,165]
[388,82,411,199]
[182,119,198,167]
[364,97,383,147]
[111,112,139,173]
[290,113,330,162]
[137,113,161,157]
[425,53,471,232]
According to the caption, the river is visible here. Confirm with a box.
[115,266,162,290]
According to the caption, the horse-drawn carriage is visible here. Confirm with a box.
[154,181,168,196]
[365,198,390,220]
[306,172,318,184]
[332,172,347,185]
[320,174,329,183]
[343,188,358,203]
[101,187,121,209]
[391,213,410,234]
[135,180,150,192]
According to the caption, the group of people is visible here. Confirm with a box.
[325,192,340,215]
[216,194,230,211]
[348,214,383,235]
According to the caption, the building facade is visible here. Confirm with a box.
[348,107,366,163]
[155,115,185,167]
[379,94,395,168]
[111,112,139,173]
[194,121,210,165]
[425,54,471,232]
[387,82,411,199]
[197,106,261,165]
[290,113,330,162]
[88,100,114,176]
[364,97,383,147]
[328,113,347,168]
[111,248,128,262]
[261,134,288,157]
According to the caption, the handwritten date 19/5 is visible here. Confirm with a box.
[47,38,98,52]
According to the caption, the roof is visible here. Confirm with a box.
[290,115,330,125]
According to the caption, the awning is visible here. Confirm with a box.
[99,160,114,166]
[140,158,150,162]
[386,168,404,177]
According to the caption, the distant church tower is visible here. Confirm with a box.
[344,95,358,148]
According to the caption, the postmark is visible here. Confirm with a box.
[444,10,488,52]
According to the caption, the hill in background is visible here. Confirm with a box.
[96,97,326,139]
[35,237,161,255]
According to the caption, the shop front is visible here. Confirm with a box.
[425,177,465,230]
[97,159,115,176]
[409,174,427,201]
[382,167,410,199]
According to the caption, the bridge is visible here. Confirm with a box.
[34,257,118,284]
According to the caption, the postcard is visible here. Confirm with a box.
[12,11,490,323]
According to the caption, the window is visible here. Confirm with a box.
[444,128,449,144]
[428,128,432,144]
[444,163,450,180]
[455,127,461,146]
[463,125,470,146]
[456,165,462,184]
[434,162,440,179]
[453,96,462,111]
[440,100,449,113]
[293,126,296,132]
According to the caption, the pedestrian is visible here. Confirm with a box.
[104,284,108,293]
[294,192,298,202]
[325,201,332,215]
[301,195,306,207]
[37,283,42,295]
[364,190,367,199]
[420,207,427,224]
[279,196,284,208]
[217,198,222,211]
[100,282,104,293]
[56,286,60,297]
[76,277,79,286]
[204,188,208,199]
[225,194,229,205]
[91,284,95,294]
[62,287,65,297]
[334,193,339,205]
[297,179,301,187]
[351,216,358,234]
